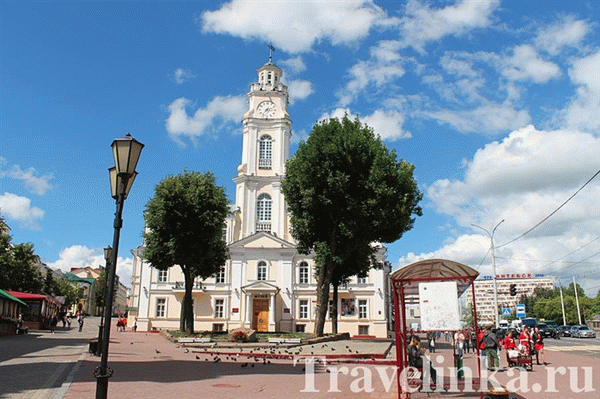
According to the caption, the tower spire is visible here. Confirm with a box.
[268,44,275,64]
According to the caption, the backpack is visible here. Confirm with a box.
[483,332,497,349]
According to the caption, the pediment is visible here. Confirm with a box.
[241,280,280,293]
[228,231,295,250]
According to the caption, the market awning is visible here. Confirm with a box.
[0,289,28,307]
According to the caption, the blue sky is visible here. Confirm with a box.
[1,0,599,295]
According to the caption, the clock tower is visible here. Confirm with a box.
[233,59,292,241]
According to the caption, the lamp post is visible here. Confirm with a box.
[96,246,113,356]
[95,134,143,399]
[471,219,504,329]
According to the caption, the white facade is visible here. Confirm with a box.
[128,59,390,337]
[464,274,555,324]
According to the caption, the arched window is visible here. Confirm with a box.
[257,261,268,281]
[256,193,272,232]
[299,262,309,284]
[259,135,272,169]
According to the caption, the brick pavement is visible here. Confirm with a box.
[62,329,600,399]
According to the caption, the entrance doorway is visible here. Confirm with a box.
[252,297,269,332]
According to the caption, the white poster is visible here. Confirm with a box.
[419,281,460,331]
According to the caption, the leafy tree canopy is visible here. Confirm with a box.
[143,170,229,333]
[282,116,422,335]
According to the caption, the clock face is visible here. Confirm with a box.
[257,101,276,118]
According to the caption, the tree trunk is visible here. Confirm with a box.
[314,262,334,336]
[332,283,338,334]
[183,268,194,335]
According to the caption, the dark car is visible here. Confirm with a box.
[538,322,559,338]
[558,325,571,337]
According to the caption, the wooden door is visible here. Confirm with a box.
[252,298,269,332]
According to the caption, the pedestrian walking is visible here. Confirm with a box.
[533,327,547,365]
[428,332,436,353]
[49,314,58,333]
[77,312,84,332]
[463,328,471,353]
[455,330,465,357]
[483,326,501,371]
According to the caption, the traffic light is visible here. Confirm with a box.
[510,283,517,296]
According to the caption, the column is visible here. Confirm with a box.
[271,181,281,236]
[269,293,276,330]
[245,294,252,328]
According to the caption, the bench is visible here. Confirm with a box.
[284,338,301,344]
[268,337,284,344]
[178,337,212,344]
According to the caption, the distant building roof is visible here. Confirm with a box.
[64,273,95,285]
[7,291,62,306]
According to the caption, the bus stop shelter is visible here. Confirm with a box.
[390,259,482,398]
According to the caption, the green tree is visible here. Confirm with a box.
[143,170,229,334]
[282,116,422,336]
[95,270,108,308]
[43,269,57,295]
[55,277,80,311]
[8,243,43,292]
[0,217,14,289]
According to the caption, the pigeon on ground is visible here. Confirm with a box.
[241,363,248,368]
[251,364,254,368]
[155,349,161,354]
[196,355,200,360]
[130,342,133,345]
[184,348,190,353]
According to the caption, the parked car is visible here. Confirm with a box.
[570,325,596,338]
[558,325,571,337]
[537,323,557,338]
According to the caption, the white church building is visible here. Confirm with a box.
[128,58,391,337]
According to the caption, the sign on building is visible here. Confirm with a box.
[516,304,526,318]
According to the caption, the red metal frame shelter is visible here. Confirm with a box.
[390,259,482,398]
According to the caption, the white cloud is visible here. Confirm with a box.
[398,0,500,53]
[200,0,392,54]
[427,125,600,229]
[280,56,306,74]
[535,16,592,56]
[0,164,53,195]
[165,95,247,145]
[173,68,195,84]
[560,51,600,131]
[287,80,314,104]
[423,102,531,135]
[319,107,411,141]
[0,192,44,229]
[403,126,600,296]
[440,53,479,78]
[337,41,406,106]
[48,245,134,286]
[499,45,561,83]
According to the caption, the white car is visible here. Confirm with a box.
[570,325,596,338]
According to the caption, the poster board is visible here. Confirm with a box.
[419,281,460,331]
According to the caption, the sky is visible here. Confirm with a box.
[1,0,599,297]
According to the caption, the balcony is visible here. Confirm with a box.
[256,223,271,233]
[259,158,272,169]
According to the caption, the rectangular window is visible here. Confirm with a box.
[156,298,166,318]
[299,300,309,319]
[222,227,227,242]
[341,298,356,316]
[299,264,309,284]
[357,276,367,284]
[215,266,225,284]
[213,323,224,332]
[358,325,369,335]
[257,263,267,281]
[358,299,368,319]
[157,270,167,283]
[295,324,306,333]
[214,299,225,318]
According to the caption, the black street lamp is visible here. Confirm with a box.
[95,134,143,399]
[96,246,113,356]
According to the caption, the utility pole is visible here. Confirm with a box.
[573,276,582,325]
[559,284,566,326]
[471,219,504,329]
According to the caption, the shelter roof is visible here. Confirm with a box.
[390,259,479,302]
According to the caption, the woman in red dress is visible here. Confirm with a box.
[504,331,517,366]
[519,326,532,355]
[533,327,547,365]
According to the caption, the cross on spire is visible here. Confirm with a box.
[268,45,276,63]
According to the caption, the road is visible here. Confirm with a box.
[544,335,600,358]
[0,317,100,399]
